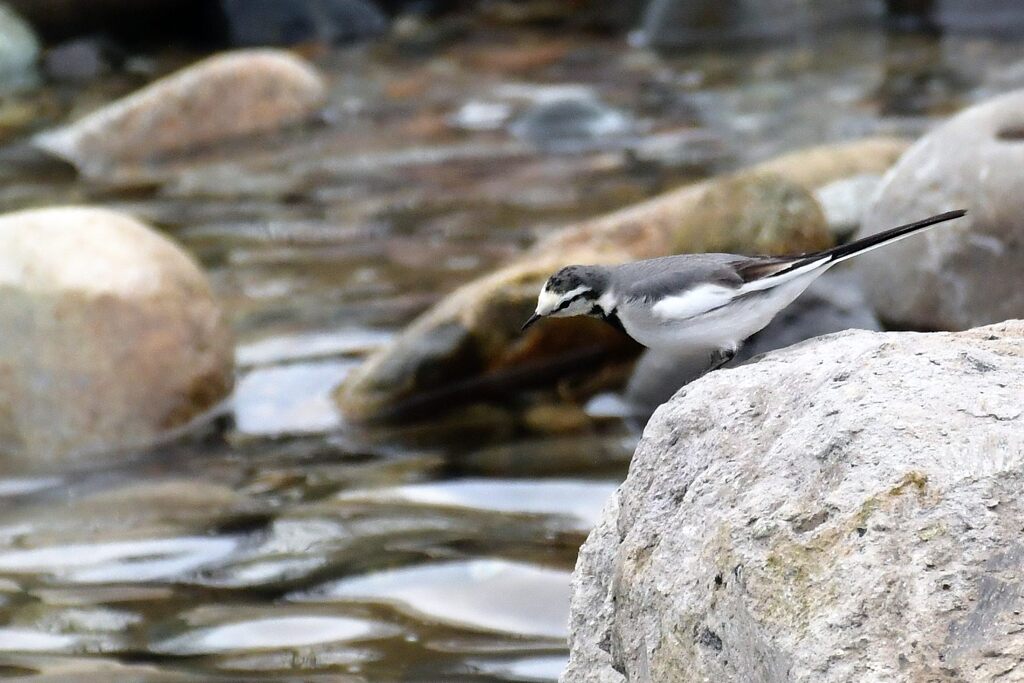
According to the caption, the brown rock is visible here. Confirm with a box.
[337,137,910,421]
[0,207,233,468]
[33,49,326,177]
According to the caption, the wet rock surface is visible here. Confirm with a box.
[0,207,233,467]
[566,320,1024,682]
[639,0,884,49]
[933,0,1024,34]
[43,37,118,83]
[33,50,326,178]
[858,88,1024,330]
[220,0,388,47]
[510,94,635,151]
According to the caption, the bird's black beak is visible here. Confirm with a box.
[521,313,542,331]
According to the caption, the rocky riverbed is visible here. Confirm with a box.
[1,4,1024,680]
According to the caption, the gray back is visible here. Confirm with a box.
[609,253,749,302]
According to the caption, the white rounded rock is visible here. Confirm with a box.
[0,207,233,468]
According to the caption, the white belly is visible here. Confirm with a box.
[616,275,817,354]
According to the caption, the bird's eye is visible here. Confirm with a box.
[553,297,576,313]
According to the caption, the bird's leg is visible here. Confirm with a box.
[690,346,737,383]
[709,346,737,372]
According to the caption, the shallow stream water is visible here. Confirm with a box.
[0,23,1021,681]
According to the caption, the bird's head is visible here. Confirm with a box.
[522,265,610,331]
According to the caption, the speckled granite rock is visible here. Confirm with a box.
[566,320,1024,682]
[0,207,233,468]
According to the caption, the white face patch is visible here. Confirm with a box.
[536,284,592,317]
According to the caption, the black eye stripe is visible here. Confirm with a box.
[552,289,597,313]
[553,297,575,313]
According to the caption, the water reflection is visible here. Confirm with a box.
[336,478,618,531]
[295,559,571,640]
[152,614,397,655]
[0,536,242,583]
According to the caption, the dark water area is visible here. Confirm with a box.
[0,19,1022,681]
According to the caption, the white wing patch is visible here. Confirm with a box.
[650,284,738,321]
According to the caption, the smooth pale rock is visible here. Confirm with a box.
[0,207,233,468]
[337,138,909,420]
[33,50,326,177]
[857,90,1024,330]
[813,173,882,242]
[0,3,39,93]
[565,320,1024,682]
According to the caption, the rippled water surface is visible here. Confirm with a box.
[0,21,1022,681]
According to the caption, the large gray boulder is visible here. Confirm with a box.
[0,207,234,469]
[857,89,1024,330]
[565,320,1024,682]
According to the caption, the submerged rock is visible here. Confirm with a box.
[933,0,1024,34]
[219,0,387,47]
[33,49,326,177]
[43,37,118,83]
[0,3,39,93]
[510,95,635,150]
[336,137,909,421]
[857,89,1024,330]
[638,0,883,49]
[0,207,233,468]
[565,320,1024,682]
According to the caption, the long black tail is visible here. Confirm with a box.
[822,209,967,263]
[771,209,967,278]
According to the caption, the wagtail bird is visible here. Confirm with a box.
[523,210,967,368]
